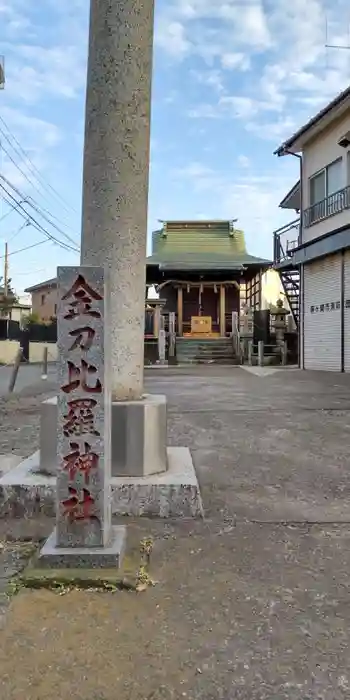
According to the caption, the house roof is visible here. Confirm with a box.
[279,181,301,210]
[24,277,57,293]
[148,220,271,271]
[11,302,31,310]
[146,251,270,271]
[274,85,350,155]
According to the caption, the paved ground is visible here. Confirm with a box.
[0,362,56,397]
[1,366,350,699]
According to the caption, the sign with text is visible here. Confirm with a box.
[56,267,111,548]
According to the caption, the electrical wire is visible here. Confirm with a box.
[0,174,79,248]
[0,239,48,259]
[7,220,30,243]
[0,180,79,253]
[0,198,27,223]
[0,123,80,244]
[0,113,78,215]
[0,141,80,241]
[0,178,79,252]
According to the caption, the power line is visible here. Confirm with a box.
[0,141,79,242]
[0,177,80,252]
[0,198,27,223]
[0,174,79,248]
[0,113,78,215]
[7,220,30,243]
[0,180,79,253]
[10,268,46,276]
[0,239,48,259]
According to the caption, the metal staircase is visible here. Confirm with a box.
[280,267,300,328]
[273,218,301,330]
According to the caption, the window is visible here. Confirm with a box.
[310,170,325,206]
[54,304,57,315]
[307,158,344,224]
[41,294,46,305]
[327,158,343,195]
[309,158,343,205]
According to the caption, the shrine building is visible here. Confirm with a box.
[146,220,271,337]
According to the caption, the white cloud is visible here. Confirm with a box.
[187,103,221,119]
[190,68,225,93]
[221,53,251,71]
[237,155,250,168]
[4,43,86,103]
[157,0,350,145]
[170,157,297,255]
[2,107,62,147]
[155,20,191,58]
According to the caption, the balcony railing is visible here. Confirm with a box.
[304,185,350,228]
[273,218,300,264]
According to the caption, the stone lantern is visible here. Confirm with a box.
[271,299,289,347]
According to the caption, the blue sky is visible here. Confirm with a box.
[0,0,349,296]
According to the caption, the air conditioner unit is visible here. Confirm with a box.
[338,131,350,148]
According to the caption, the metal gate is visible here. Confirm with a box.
[303,254,342,371]
[343,250,350,372]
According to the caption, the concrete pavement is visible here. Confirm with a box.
[1,366,350,698]
[0,363,57,397]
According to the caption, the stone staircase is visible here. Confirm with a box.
[176,337,239,365]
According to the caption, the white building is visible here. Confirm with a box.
[274,85,350,372]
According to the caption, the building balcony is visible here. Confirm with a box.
[273,218,300,265]
[304,185,350,228]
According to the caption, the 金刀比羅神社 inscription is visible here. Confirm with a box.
[56,267,110,547]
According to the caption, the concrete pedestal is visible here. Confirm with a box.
[33,394,168,479]
[0,447,203,519]
[37,525,126,569]
[37,398,58,476]
[111,394,167,477]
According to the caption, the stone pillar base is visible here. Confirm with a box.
[37,525,126,569]
[38,398,58,477]
[111,394,167,477]
[0,447,203,519]
[33,394,168,480]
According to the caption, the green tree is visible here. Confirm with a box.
[0,277,18,317]
[23,312,42,327]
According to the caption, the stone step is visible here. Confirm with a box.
[176,338,239,365]
[177,357,240,365]
[177,347,235,355]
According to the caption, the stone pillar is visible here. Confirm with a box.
[153,306,161,338]
[38,266,125,568]
[281,340,288,366]
[220,285,226,337]
[231,311,239,358]
[168,312,176,357]
[158,329,166,364]
[80,0,155,402]
[177,287,183,336]
[248,340,253,366]
[258,341,264,367]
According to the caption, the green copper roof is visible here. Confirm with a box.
[146,221,271,270]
